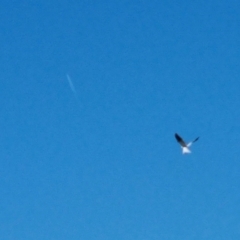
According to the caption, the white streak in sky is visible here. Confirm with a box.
[66,74,79,104]
[66,74,76,94]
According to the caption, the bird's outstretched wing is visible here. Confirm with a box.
[175,133,187,147]
[187,137,200,147]
[192,137,199,143]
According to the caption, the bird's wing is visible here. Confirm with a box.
[175,133,187,147]
[187,137,199,147]
[192,137,199,143]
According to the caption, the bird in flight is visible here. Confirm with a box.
[175,133,199,154]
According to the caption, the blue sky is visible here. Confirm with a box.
[0,0,240,239]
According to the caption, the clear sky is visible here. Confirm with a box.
[0,1,240,239]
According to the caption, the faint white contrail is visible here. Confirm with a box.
[66,74,79,103]
[66,74,76,93]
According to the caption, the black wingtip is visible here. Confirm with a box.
[174,133,182,142]
[193,137,200,143]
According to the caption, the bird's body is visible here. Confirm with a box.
[175,133,199,154]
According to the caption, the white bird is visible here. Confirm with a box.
[175,133,199,154]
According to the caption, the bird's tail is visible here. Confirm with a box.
[182,147,191,154]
